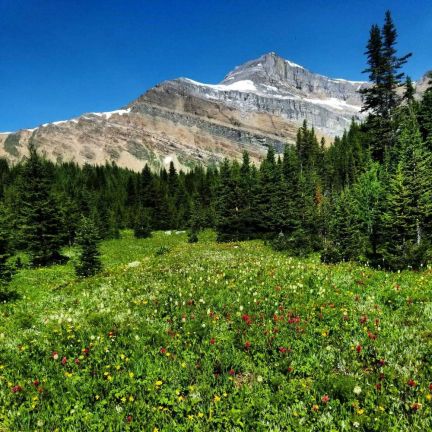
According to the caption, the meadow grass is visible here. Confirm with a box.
[1,230,432,431]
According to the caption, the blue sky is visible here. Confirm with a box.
[1,0,431,131]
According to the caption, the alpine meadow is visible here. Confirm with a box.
[1,5,432,432]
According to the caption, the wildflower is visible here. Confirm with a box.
[155,380,163,387]
[160,347,166,355]
[74,358,80,365]
[52,351,59,360]
[126,415,132,423]
[360,315,368,324]
[287,367,293,373]
[11,385,22,393]
[279,346,287,353]
[33,379,39,387]
[311,404,319,412]
[356,408,364,415]
[242,314,252,325]
[429,383,432,391]
[321,394,330,404]
[353,421,360,428]
[257,375,263,383]
[244,341,251,350]
[375,383,382,391]
[408,379,416,388]
[356,345,362,353]
[213,395,221,403]
[353,386,362,395]
[210,338,215,345]
[61,357,67,365]
[229,369,235,376]
[411,402,422,411]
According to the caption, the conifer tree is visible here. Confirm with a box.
[74,216,102,277]
[133,208,152,239]
[18,145,65,266]
[0,204,16,300]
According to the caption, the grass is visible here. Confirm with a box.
[1,230,432,431]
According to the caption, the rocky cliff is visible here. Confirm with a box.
[0,52,428,171]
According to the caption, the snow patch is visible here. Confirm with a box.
[163,155,173,164]
[285,60,304,69]
[184,78,257,93]
[304,97,361,111]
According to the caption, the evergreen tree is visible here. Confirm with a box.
[0,204,16,300]
[18,145,65,266]
[74,216,102,277]
[133,208,152,239]
[360,11,411,162]
[418,72,432,145]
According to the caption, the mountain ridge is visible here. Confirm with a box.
[0,52,428,171]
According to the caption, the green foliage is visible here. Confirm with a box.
[155,245,171,256]
[133,208,152,239]
[1,232,432,430]
[17,145,65,267]
[74,216,102,277]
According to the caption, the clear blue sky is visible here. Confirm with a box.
[1,0,431,131]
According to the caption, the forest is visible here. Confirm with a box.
[1,11,432,299]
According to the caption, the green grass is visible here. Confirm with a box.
[1,231,432,431]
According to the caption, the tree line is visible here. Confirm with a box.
[1,10,432,299]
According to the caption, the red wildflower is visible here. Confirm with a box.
[321,394,330,404]
[242,314,252,325]
[11,385,22,393]
[229,369,235,376]
[367,331,377,340]
[411,402,422,411]
[61,356,67,365]
[210,338,216,345]
[360,315,368,324]
[74,358,80,365]
[408,379,416,388]
[33,379,39,387]
[160,347,167,355]
[126,415,133,423]
[108,331,115,338]
[52,351,59,360]
[429,383,432,391]
[287,367,293,373]
[375,383,382,391]
[356,345,362,353]
[278,347,288,354]
[378,359,385,367]
[82,347,90,356]
[244,341,251,350]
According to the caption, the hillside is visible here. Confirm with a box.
[1,231,431,430]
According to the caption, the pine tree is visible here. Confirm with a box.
[418,72,432,145]
[379,109,432,269]
[0,203,16,300]
[360,11,411,162]
[404,76,415,102]
[18,145,65,266]
[74,216,102,277]
[133,208,152,239]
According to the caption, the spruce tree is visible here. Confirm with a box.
[133,208,152,239]
[74,216,102,277]
[0,203,16,300]
[18,145,65,266]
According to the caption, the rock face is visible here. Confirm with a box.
[0,52,428,171]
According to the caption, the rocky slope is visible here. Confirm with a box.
[0,52,428,171]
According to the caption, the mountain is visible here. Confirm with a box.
[0,52,428,171]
